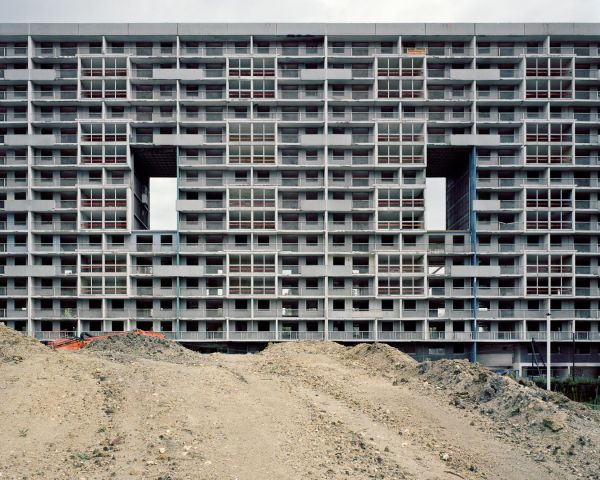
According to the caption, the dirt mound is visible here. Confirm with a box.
[413,359,600,477]
[343,343,416,375]
[81,333,200,364]
[416,359,575,416]
[261,340,346,357]
[0,323,49,364]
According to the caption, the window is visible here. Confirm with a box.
[403,300,416,310]
[333,256,345,266]
[333,299,345,310]
[452,300,464,310]
[111,299,124,310]
[306,299,318,311]
[160,300,172,311]
[235,299,248,310]
[89,299,101,309]
[257,300,270,310]
[306,235,319,245]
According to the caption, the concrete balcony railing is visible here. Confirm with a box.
[229,331,277,341]
[32,287,78,297]
[378,331,425,341]
[279,331,324,341]
[178,331,226,341]
[132,90,177,101]
[180,91,226,100]
[132,68,225,80]
[32,308,78,319]
[328,331,374,341]
[32,221,78,231]
[21,327,600,344]
[0,90,27,100]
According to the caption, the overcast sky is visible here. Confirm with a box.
[2,0,599,23]
[5,0,597,229]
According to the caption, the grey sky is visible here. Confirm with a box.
[1,0,599,22]
[4,1,597,229]
[149,179,177,230]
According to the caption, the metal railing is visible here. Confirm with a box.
[21,329,600,343]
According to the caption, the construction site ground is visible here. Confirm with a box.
[1,325,599,480]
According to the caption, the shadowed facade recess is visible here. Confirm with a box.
[1,23,599,376]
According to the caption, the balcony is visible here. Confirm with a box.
[182,90,226,101]
[229,331,277,341]
[278,90,324,100]
[329,221,374,231]
[328,91,372,101]
[378,287,425,296]
[378,331,425,341]
[32,221,77,231]
[133,68,225,80]
[476,46,531,57]
[33,287,78,297]
[275,46,325,57]
[328,331,374,341]
[0,46,27,57]
[32,90,78,100]
[133,90,177,100]
[81,90,127,100]
[427,90,473,101]
[476,90,520,100]
[0,90,28,101]
[279,331,324,341]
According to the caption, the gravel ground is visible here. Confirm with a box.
[1,325,599,480]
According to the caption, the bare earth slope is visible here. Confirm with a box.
[1,326,599,480]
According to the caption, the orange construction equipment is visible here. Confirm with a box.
[48,329,166,351]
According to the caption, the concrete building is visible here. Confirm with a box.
[1,23,599,376]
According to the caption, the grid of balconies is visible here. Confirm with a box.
[1,25,599,372]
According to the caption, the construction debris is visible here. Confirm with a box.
[81,331,202,364]
[410,359,600,479]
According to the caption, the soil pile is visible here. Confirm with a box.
[262,340,346,357]
[412,359,600,478]
[343,343,416,376]
[2,333,600,480]
[0,323,49,364]
[82,332,200,364]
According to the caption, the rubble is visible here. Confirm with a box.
[411,359,600,479]
[80,332,201,364]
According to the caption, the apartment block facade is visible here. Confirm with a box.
[1,23,599,376]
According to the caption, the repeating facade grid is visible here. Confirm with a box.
[1,23,599,376]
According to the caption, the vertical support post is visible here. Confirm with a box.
[175,146,181,341]
[469,146,478,363]
[546,312,551,391]
[572,330,576,381]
